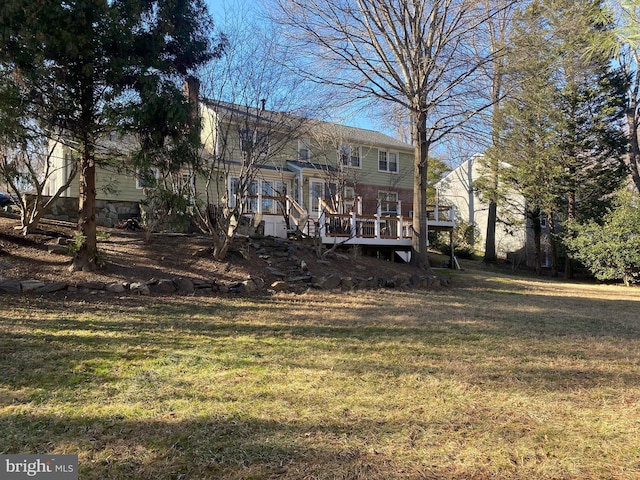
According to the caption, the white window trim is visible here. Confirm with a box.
[298,138,311,162]
[378,190,399,215]
[339,144,362,169]
[378,149,399,173]
[136,167,159,190]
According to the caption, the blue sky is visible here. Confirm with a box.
[204,0,397,138]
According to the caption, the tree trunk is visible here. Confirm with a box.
[564,191,576,279]
[626,71,640,192]
[71,143,97,272]
[483,199,498,263]
[549,212,558,277]
[530,208,542,276]
[410,108,432,272]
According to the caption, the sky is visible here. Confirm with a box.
[204,0,396,138]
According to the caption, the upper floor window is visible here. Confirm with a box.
[298,139,311,162]
[339,144,361,168]
[378,150,399,173]
[239,128,270,160]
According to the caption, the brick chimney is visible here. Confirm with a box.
[183,75,200,123]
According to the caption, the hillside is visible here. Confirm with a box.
[0,214,449,295]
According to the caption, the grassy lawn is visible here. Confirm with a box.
[1,269,639,479]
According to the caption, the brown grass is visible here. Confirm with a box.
[1,267,639,479]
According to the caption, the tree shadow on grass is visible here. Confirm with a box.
[1,409,633,479]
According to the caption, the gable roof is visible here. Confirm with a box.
[201,99,413,152]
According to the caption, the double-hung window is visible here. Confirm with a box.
[136,167,159,190]
[378,150,399,173]
[239,128,270,162]
[339,144,361,168]
[298,139,311,162]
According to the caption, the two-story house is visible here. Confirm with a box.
[44,94,454,254]
[435,154,552,268]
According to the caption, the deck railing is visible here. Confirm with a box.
[320,204,454,241]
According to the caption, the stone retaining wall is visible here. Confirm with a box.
[30,196,140,227]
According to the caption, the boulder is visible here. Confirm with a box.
[47,245,69,255]
[267,267,286,278]
[78,281,106,291]
[153,279,176,294]
[105,282,126,293]
[130,282,151,295]
[239,279,257,293]
[317,273,341,290]
[270,280,289,292]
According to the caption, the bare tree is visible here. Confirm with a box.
[0,134,77,235]
[272,0,514,270]
[191,8,324,260]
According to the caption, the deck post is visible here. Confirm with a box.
[450,228,455,269]
[434,204,439,222]
[319,210,326,238]
[375,203,381,238]
[396,201,402,239]
[351,211,356,237]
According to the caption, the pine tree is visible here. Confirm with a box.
[495,0,627,275]
[0,0,216,271]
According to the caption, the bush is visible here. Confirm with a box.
[564,190,640,286]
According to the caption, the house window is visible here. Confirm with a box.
[344,186,355,213]
[339,144,361,168]
[261,180,288,214]
[230,177,258,212]
[136,167,159,190]
[378,150,399,173]
[298,139,311,162]
[378,191,398,215]
[540,214,548,229]
[239,128,270,160]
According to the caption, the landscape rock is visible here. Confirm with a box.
[340,277,354,289]
[317,273,342,290]
[270,280,288,292]
[153,279,176,294]
[21,280,46,292]
[240,279,257,293]
[47,244,69,255]
[130,282,151,295]
[173,277,195,294]
[78,281,106,291]
[35,282,68,294]
[0,280,21,294]
[105,282,126,293]
[267,267,286,278]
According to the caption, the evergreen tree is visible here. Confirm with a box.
[565,189,640,285]
[0,0,217,271]
[495,0,627,275]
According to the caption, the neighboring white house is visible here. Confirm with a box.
[435,154,552,267]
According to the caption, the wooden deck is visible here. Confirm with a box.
[318,205,455,248]
[242,195,456,249]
